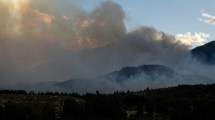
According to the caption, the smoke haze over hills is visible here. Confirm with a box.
[0,0,215,92]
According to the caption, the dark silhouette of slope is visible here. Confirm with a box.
[21,64,213,93]
[104,64,175,83]
[192,41,215,65]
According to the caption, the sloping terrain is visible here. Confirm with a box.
[192,41,215,65]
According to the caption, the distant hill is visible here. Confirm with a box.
[103,64,175,83]
[21,64,212,93]
[192,41,215,65]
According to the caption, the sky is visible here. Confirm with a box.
[75,0,215,47]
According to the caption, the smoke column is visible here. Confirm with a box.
[0,0,213,91]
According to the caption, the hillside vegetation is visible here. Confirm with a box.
[1,84,215,120]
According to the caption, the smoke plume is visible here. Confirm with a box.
[0,0,126,84]
[0,0,214,92]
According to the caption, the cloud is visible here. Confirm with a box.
[200,10,215,25]
[175,32,210,48]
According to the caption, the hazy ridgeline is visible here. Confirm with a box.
[0,0,215,93]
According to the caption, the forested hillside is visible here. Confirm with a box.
[1,84,215,120]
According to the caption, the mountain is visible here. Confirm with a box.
[21,65,175,92]
[103,64,175,83]
[192,41,215,65]
[21,64,212,93]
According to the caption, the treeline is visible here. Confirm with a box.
[1,84,215,120]
[0,90,80,96]
[0,90,27,94]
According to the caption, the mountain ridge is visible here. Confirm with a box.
[103,64,175,83]
[20,64,212,93]
[192,40,215,65]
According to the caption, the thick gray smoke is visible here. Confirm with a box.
[0,0,126,84]
[0,0,214,92]
[30,26,188,83]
